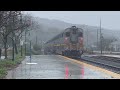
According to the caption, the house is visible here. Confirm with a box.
[109,41,120,52]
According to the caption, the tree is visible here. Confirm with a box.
[13,13,32,55]
[0,11,32,59]
[94,36,117,51]
[0,11,18,59]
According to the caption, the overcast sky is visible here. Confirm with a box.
[24,11,120,30]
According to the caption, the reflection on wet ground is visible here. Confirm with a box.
[5,55,115,79]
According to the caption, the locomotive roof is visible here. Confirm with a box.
[45,26,83,44]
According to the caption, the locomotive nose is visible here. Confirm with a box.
[69,26,78,43]
[70,35,78,43]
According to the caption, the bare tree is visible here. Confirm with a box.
[0,11,32,59]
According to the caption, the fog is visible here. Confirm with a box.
[24,11,120,30]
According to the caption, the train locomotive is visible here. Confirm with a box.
[44,26,84,58]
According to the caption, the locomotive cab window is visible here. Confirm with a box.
[66,32,70,37]
[72,29,77,34]
[78,32,83,37]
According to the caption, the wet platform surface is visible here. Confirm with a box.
[5,55,116,79]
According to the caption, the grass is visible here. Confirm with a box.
[0,53,25,79]
[0,68,7,79]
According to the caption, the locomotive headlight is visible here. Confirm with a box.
[79,37,83,43]
[65,37,68,40]
[64,37,69,43]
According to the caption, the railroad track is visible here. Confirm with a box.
[91,56,120,63]
[75,56,120,74]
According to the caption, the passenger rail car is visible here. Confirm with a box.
[44,26,84,58]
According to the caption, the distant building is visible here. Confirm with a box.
[109,41,120,52]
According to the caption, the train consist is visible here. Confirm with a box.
[44,26,84,58]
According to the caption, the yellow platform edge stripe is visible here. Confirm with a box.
[59,55,120,79]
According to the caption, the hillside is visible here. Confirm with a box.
[28,16,120,48]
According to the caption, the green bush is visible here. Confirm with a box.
[0,60,16,68]
[0,68,7,79]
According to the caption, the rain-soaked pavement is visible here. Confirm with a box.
[5,55,116,79]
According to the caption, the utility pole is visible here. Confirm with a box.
[86,29,88,50]
[97,29,98,50]
[20,13,23,56]
[35,31,37,45]
[35,29,38,45]
[29,31,32,62]
[12,31,15,61]
[100,18,102,54]
[30,40,31,63]
[12,12,15,61]
[25,30,27,56]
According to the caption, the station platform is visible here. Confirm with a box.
[5,55,120,79]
